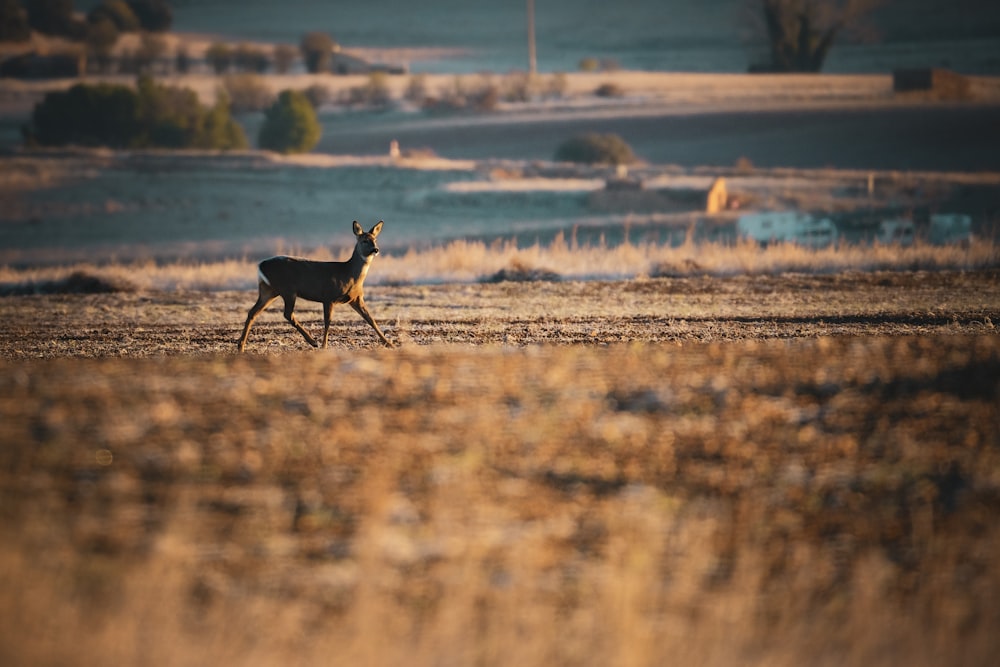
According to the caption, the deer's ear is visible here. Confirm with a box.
[370,220,384,237]
[352,220,363,236]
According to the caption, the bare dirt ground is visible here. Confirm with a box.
[1,271,999,665]
[1,271,998,357]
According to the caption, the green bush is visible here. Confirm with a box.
[28,82,140,147]
[554,133,635,166]
[198,98,251,151]
[257,89,321,154]
[24,76,247,150]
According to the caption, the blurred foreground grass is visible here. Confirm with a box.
[1,335,998,666]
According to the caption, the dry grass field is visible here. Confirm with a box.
[1,270,999,666]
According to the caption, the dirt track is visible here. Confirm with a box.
[1,270,996,358]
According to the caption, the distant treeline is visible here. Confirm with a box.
[23,75,327,154]
[24,75,247,150]
[0,0,172,42]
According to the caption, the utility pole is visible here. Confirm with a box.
[527,0,537,75]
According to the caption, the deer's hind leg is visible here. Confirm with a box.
[321,301,335,349]
[238,283,279,352]
[282,294,319,348]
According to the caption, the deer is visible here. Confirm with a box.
[238,220,392,352]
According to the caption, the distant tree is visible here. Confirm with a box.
[135,31,167,73]
[85,17,120,73]
[748,0,885,72]
[174,45,190,73]
[88,0,140,33]
[555,133,635,166]
[198,96,249,150]
[0,0,31,42]
[273,43,297,74]
[300,31,335,74]
[27,81,140,147]
[126,0,172,32]
[26,0,85,39]
[404,73,428,105]
[205,42,233,75]
[235,43,270,73]
[135,75,246,148]
[24,76,247,150]
[347,71,392,107]
[258,89,321,153]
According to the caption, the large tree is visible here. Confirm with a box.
[0,0,30,41]
[750,0,885,72]
[25,0,83,38]
[126,0,172,33]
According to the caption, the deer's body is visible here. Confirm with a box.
[238,220,391,351]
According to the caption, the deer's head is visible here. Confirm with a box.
[353,220,384,259]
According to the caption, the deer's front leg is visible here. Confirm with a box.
[351,298,392,347]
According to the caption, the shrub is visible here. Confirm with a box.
[235,43,270,73]
[257,89,321,154]
[545,72,569,99]
[594,82,625,98]
[197,97,250,150]
[554,133,636,166]
[24,77,247,150]
[300,31,335,74]
[501,71,533,103]
[347,71,392,107]
[272,44,297,74]
[459,75,501,111]
[301,83,331,109]
[403,74,427,105]
[205,42,233,75]
[222,74,275,113]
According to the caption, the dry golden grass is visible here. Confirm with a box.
[1,335,998,666]
[1,236,998,292]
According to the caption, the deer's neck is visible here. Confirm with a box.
[350,246,375,282]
